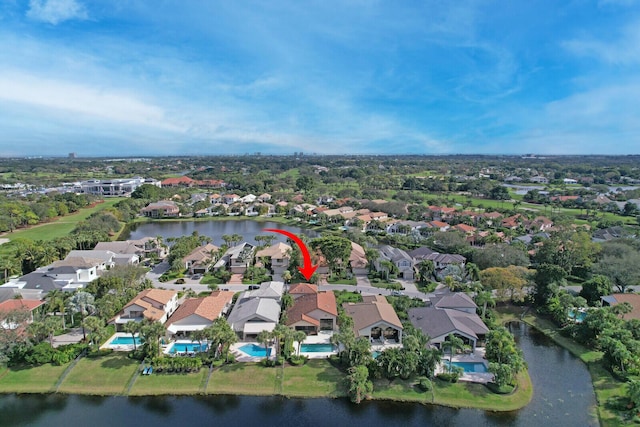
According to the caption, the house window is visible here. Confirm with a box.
[319,319,333,330]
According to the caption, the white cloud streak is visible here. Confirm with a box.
[27,0,87,25]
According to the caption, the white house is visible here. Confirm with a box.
[110,289,179,330]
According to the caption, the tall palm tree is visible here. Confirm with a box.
[140,319,166,358]
[191,329,208,353]
[84,316,106,348]
[293,330,307,356]
[67,291,95,341]
[441,334,465,373]
[123,321,142,351]
[46,289,68,329]
[257,330,272,361]
[474,291,496,319]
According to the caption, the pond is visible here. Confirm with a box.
[120,219,318,244]
[0,322,598,426]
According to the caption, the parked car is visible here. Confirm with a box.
[390,290,404,296]
[248,285,260,290]
[192,274,202,280]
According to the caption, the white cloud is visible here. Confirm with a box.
[0,71,182,132]
[27,0,87,25]
[562,21,640,65]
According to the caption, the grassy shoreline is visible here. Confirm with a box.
[0,355,532,411]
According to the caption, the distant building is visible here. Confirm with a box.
[80,177,160,196]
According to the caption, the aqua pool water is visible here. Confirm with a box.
[300,343,334,353]
[239,344,271,357]
[110,336,141,345]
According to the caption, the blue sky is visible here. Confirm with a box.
[0,0,639,156]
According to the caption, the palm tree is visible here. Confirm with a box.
[417,260,435,284]
[140,319,166,358]
[474,291,496,319]
[441,334,465,373]
[293,330,307,356]
[0,256,20,281]
[46,290,68,329]
[123,321,142,351]
[191,329,208,353]
[257,330,272,361]
[84,316,106,348]
[67,291,95,341]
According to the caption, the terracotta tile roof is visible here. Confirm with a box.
[161,176,195,185]
[289,283,318,295]
[453,224,476,233]
[123,289,177,321]
[286,291,337,326]
[0,299,45,312]
[165,291,234,326]
[255,242,292,259]
[607,293,640,320]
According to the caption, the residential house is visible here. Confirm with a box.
[288,283,318,299]
[342,295,403,343]
[242,281,284,302]
[285,291,338,335]
[529,176,549,184]
[426,221,450,232]
[409,292,489,351]
[601,294,640,320]
[110,289,179,330]
[255,243,292,275]
[94,237,167,260]
[182,243,219,275]
[409,247,466,271]
[66,250,138,268]
[377,245,414,279]
[527,216,554,232]
[141,200,180,218]
[214,242,256,274]
[223,194,240,204]
[240,194,257,204]
[0,299,46,328]
[226,297,281,340]
[257,193,272,202]
[349,242,369,276]
[452,223,477,235]
[165,290,235,336]
[425,206,457,221]
[209,194,223,204]
[386,220,428,235]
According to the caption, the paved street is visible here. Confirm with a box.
[145,262,435,300]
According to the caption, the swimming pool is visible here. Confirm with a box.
[444,360,488,373]
[239,344,271,357]
[109,336,141,346]
[568,309,587,323]
[372,351,381,359]
[300,343,335,353]
[168,342,209,354]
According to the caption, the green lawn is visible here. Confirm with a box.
[57,353,139,395]
[129,369,208,396]
[2,198,125,242]
[0,363,68,393]
[207,363,278,395]
[281,359,346,397]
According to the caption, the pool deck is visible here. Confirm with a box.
[437,348,494,384]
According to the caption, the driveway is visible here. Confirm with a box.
[52,327,85,348]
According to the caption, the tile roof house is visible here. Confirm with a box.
[255,242,292,275]
[285,291,338,335]
[601,294,640,320]
[141,200,180,218]
[409,292,488,351]
[182,243,219,275]
[165,290,235,336]
[288,283,318,299]
[109,289,179,329]
[94,237,167,259]
[0,299,46,327]
[349,242,369,275]
[342,295,403,344]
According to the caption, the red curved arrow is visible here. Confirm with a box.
[263,228,317,281]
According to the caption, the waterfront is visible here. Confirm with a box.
[120,219,317,243]
[0,323,597,427]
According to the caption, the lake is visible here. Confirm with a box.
[120,220,318,244]
[0,323,598,427]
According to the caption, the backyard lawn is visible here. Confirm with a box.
[57,353,139,395]
[281,359,345,397]
[0,363,68,393]
[129,369,208,396]
[207,363,278,396]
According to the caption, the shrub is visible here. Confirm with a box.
[289,355,307,366]
[437,372,460,383]
[87,349,113,358]
[417,377,432,392]
[175,278,186,284]
[24,343,56,365]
